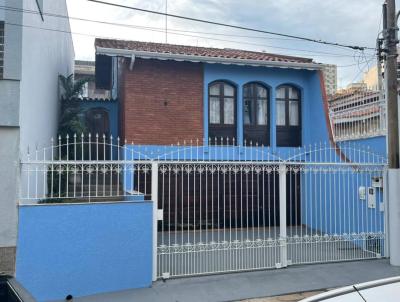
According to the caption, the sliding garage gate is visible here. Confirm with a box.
[133,146,387,278]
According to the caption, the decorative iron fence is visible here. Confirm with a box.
[20,135,388,279]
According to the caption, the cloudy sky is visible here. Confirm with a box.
[66,0,394,88]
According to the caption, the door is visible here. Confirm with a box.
[85,108,110,159]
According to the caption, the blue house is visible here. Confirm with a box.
[13,40,388,301]
[90,39,387,277]
[94,39,333,153]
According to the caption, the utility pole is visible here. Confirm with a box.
[385,0,399,168]
[384,0,400,267]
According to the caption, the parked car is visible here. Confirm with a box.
[0,275,35,302]
[300,276,400,302]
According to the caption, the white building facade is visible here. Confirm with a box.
[0,0,74,274]
[322,64,338,96]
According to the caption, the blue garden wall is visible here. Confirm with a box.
[16,201,153,301]
[338,136,387,159]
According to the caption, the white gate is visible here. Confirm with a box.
[19,136,388,279]
[150,143,387,278]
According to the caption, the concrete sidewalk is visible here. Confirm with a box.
[59,260,400,302]
[241,290,326,302]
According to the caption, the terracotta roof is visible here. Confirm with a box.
[95,38,314,65]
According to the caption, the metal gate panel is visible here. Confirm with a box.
[155,163,287,277]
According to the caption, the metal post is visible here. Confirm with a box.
[388,169,400,265]
[279,164,287,268]
[384,0,400,266]
[151,162,159,280]
[383,169,390,258]
[385,0,399,169]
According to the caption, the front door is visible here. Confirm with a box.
[85,108,110,159]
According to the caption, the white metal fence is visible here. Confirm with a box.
[20,135,388,279]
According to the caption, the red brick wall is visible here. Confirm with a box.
[120,58,203,145]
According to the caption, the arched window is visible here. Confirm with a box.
[209,81,236,144]
[276,85,301,147]
[243,82,270,145]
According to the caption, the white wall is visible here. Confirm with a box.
[0,0,74,250]
[19,0,75,156]
[0,0,5,20]
[0,128,19,247]
[0,0,23,250]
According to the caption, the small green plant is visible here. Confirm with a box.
[46,74,90,200]
[58,74,89,138]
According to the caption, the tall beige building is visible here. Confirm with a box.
[362,65,379,90]
[322,64,338,96]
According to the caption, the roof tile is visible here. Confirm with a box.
[95,38,314,64]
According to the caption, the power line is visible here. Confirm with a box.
[350,56,375,83]
[0,4,374,56]
[0,4,358,47]
[88,0,375,51]
[0,6,372,59]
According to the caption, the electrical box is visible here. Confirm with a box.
[359,186,366,200]
[368,187,376,209]
[157,209,164,221]
[372,177,383,188]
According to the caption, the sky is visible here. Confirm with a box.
[66,0,393,88]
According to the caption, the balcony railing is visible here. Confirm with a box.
[330,99,386,142]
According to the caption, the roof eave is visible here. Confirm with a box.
[96,46,323,70]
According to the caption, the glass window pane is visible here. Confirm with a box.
[243,85,251,98]
[276,87,286,99]
[289,100,299,126]
[210,97,220,124]
[224,84,234,97]
[210,84,220,95]
[257,86,267,98]
[256,99,268,125]
[276,101,286,126]
[224,98,234,124]
[289,87,299,99]
[244,99,252,125]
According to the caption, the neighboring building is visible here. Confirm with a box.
[94,39,330,149]
[345,82,367,90]
[328,87,385,142]
[73,60,118,142]
[74,60,110,99]
[0,0,74,274]
[322,64,337,96]
[362,65,379,90]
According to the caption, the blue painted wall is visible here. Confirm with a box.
[203,64,329,151]
[338,136,387,159]
[16,201,153,301]
[78,100,119,139]
[120,64,329,161]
